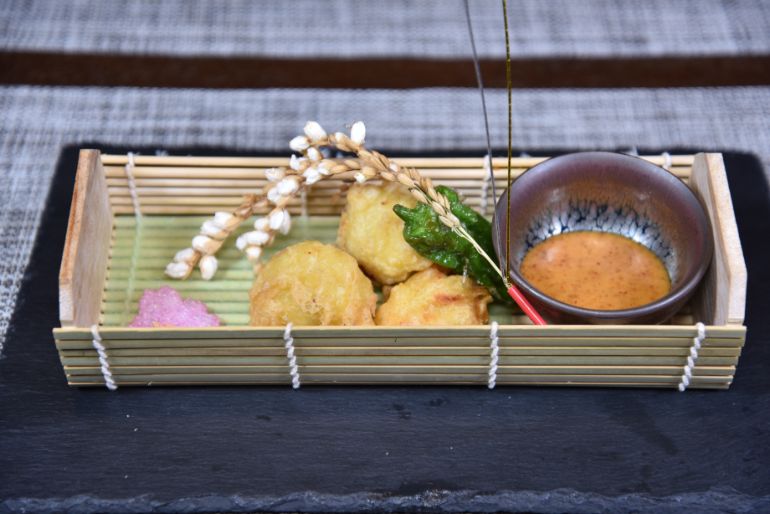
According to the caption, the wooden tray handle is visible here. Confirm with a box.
[59,149,113,327]
[689,153,747,326]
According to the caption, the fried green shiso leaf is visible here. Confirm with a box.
[393,185,509,302]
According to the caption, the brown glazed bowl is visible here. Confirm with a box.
[492,152,713,324]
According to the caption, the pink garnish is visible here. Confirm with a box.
[129,286,221,328]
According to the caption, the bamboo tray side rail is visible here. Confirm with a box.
[53,150,747,389]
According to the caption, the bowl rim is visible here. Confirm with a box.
[492,151,714,321]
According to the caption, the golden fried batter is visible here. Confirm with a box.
[375,267,492,326]
[337,182,431,285]
[250,241,376,326]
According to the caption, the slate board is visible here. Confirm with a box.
[1,147,769,514]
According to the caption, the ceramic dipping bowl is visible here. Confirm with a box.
[492,152,713,324]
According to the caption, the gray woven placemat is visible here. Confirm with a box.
[1,85,769,351]
[2,0,770,57]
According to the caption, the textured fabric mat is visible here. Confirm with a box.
[1,85,769,350]
[2,0,770,57]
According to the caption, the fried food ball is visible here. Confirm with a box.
[337,182,432,285]
[375,267,492,326]
[250,241,376,326]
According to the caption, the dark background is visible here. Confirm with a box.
[2,52,769,89]
[0,147,768,513]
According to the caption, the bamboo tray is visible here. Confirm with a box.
[53,151,747,389]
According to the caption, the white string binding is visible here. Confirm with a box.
[91,324,117,391]
[300,189,308,219]
[678,322,706,392]
[661,151,672,170]
[488,321,499,389]
[480,154,492,216]
[283,323,301,389]
[125,152,142,219]
[122,152,143,323]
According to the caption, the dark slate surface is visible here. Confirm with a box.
[1,147,769,514]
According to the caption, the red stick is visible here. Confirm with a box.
[507,284,547,325]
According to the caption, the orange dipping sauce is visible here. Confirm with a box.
[520,231,670,311]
